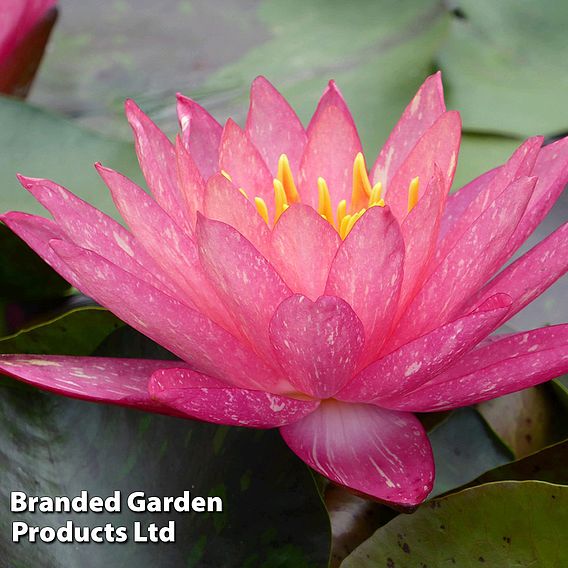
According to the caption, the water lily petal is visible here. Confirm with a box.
[0,355,198,416]
[97,165,238,332]
[175,135,205,229]
[397,166,445,312]
[245,76,307,174]
[49,240,282,391]
[150,368,318,428]
[176,93,222,179]
[299,81,363,208]
[280,401,434,506]
[325,206,404,363]
[219,119,274,211]
[385,111,461,222]
[388,324,568,412]
[125,99,190,232]
[470,221,568,319]
[203,172,271,257]
[339,294,512,403]
[393,175,536,346]
[196,215,293,364]
[271,204,341,300]
[16,175,173,293]
[439,168,498,241]
[436,137,543,261]
[371,72,446,188]
[503,136,568,259]
[0,211,74,282]
[269,295,365,398]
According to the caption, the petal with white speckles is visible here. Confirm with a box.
[125,99,190,232]
[150,367,318,428]
[339,294,512,403]
[269,295,365,398]
[176,93,222,180]
[245,76,307,174]
[387,324,568,412]
[271,204,341,300]
[196,215,293,365]
[298,81,363,208]
[49,239,283,391]
[325,206,404,364]
[371,72,446,189]
[0,355,207,416]
[280,401,434,506]
[393,175,536,347]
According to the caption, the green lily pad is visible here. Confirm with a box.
[0,322,331,567]
[428,407,513,498]
[0,307,122,356]
[440,0,568,137]
[473,440,568,486]
[0,96,141,219]
[342,481,568,567]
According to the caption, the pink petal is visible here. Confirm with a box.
[196,215,293,364]
[175,135,205,229]
[270,204,341,300]
[393,175,536,347]
[397,166,445,312]
[439,167,498,241]
[16,175,173,294]
[203,172,271,258]
[389,324,568,412]
[49,240,283,392]
[385,111,461,222]
[218,119,275,211]
[125,99,190,232]
[176,93,222,180]
[0,212,74,283]
[503,136,568,259]
[97,165,238,332]
[150,368,318,428]
[338,294,512,403]
[280,401,434,506]
[325,206,404,363]
[436,137,543,262]
[269,295,365,398]
[0,355,197,416]
[370,72,446,188]
[245,76,307,174]
[470,221,568,320]
[299,82,363,208]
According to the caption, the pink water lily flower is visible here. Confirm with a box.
[2,73,567,507]
[0,0,57,96]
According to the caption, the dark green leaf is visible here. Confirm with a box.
[342,481,568,567]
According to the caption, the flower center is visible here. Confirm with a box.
[222,152,419,239]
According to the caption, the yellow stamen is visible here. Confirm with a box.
[336,199,347,228]
[344,208,366,238]
[221,170,232,182]
[369,181,383,206]
[273,179,288,222]
[238,188,249,199]
[277,154,300,203]
[351,152,372,211]
[339,214,352,240]
[317,177,334,224]
[254,197,269,225]
[407,177,420,212]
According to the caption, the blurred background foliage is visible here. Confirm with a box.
[0,0,567,566]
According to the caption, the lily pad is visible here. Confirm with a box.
[342,481,568,567]
[440,0,568,137]
[428,407,513,498]
[0,96,141,219]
